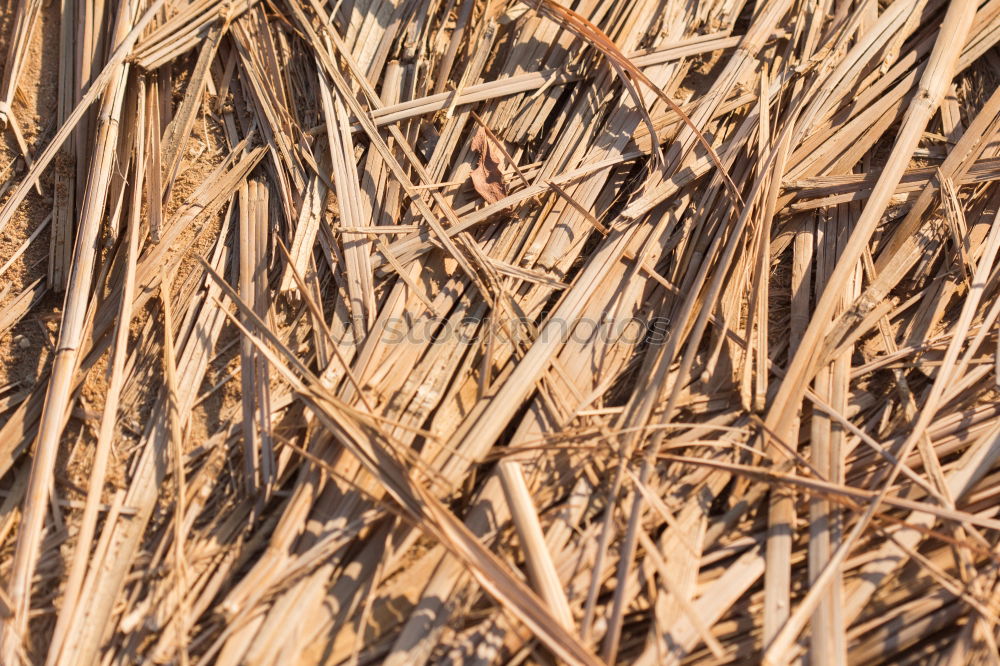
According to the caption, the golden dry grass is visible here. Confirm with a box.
[0,0,998,664]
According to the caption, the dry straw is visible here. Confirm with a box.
[0,0,997,664]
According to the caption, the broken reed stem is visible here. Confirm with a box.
[498,459,576,632]
[160,268,190,666]
[45,75,147,666]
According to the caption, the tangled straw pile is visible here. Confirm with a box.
[0,0,999,663]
